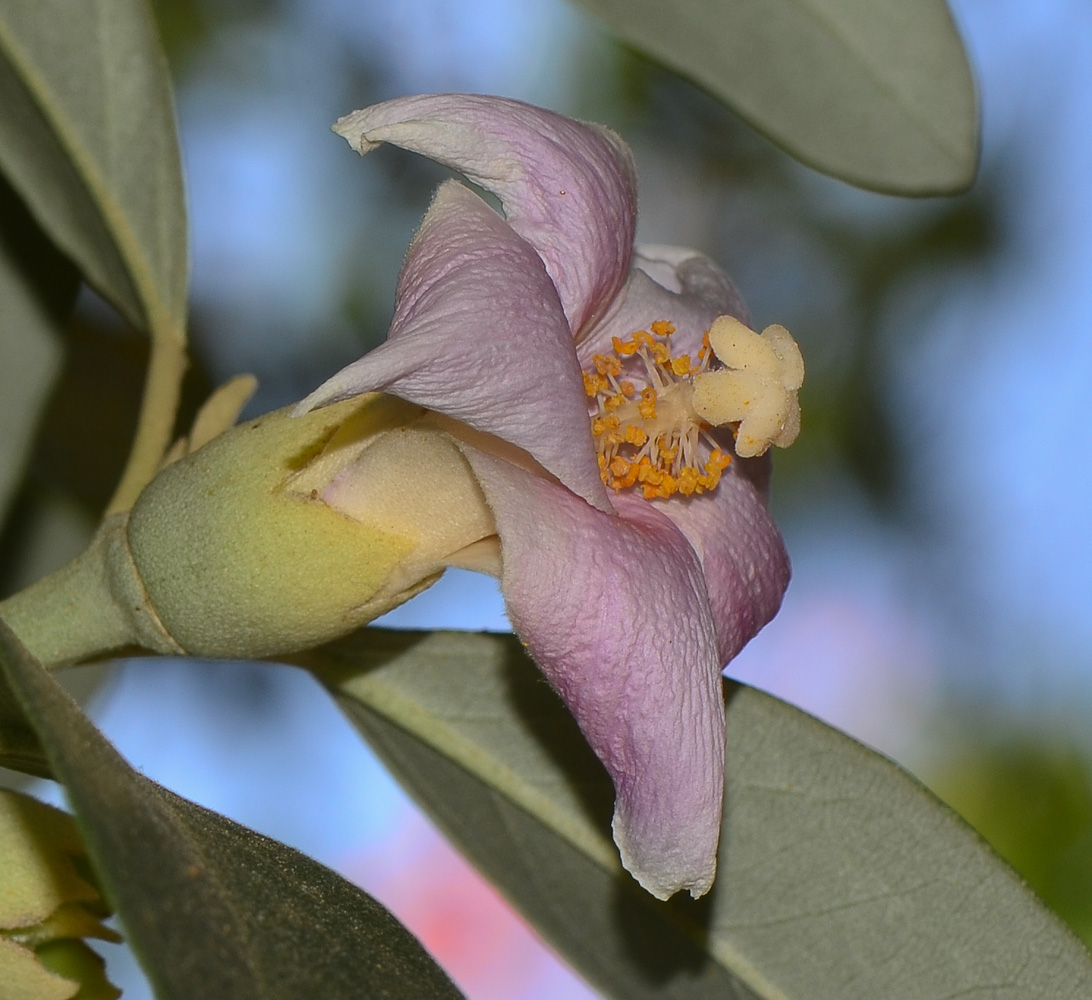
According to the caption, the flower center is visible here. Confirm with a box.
[584,315,806,499]
[584,320,731,500]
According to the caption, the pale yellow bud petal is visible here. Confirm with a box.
[124,394,499,659]
[126,395,424,659]
[317,426,498,594]
[0,938,78,1000]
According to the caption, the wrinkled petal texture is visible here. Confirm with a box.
[299,181,610,510]
[333,94,638,332]
[578,246,752,367]
[575,244,791,662]
[658,463,791,665]
[463,447,726,900]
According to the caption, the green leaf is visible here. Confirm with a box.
[0,620,465,1000]
[310,629,1092,999]
[0,0,187,341]
[575,0,979,194]
[0,177,78,526]
[0,655,49,780]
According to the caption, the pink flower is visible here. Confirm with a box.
[298,95,796,899]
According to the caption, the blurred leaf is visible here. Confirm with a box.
[19,310,214,519]
[0,621,465,1000]
[575,0,978,194]
[930,737,1092,947]
[0,648,48,779]
[309,629,1092,999]
[30,321,151,515]
[0,177,78,526]
[0,490,96,600]
[0,0,187,341]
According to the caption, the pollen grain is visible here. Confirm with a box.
[585,321,731,500]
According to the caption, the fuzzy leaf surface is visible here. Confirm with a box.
[0,0,187,339]
[311,628,1092,999]
[0,620,464,1000]
[575,0,978,193]
[0,177,78,526]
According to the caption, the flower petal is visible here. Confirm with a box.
[461,446,726,900]
[298,181,610,510]
[580,245,751,364]
[656,460,791,665]
[332,94,637,332]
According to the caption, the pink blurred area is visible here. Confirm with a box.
[346,812,599,1000]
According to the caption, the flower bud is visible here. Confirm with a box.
[123,393,494,659]
[0,790,119,1000]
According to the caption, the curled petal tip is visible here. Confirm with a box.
[332,110,383,154]
[614,816,717,901]
[330,94,637,332]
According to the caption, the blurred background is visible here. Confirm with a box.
[4,0,1092,995]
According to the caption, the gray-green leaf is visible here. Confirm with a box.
[0,0,187,341]
[0,177,78,525]
[310,629,1092,999]
[0,647,49,780]
[0,619,465,1000]
[575,0,979,195]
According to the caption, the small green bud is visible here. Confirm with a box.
[0,790,120,1000]
[123,393,493,659]
[0,393,496,667]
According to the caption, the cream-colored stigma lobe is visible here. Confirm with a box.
[691,316,804,458]
[584,315,803,499]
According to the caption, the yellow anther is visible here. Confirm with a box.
[638,387,657,420]
[593,353,622,377]
[612,458,641,489]
[593,414,620,438]
[677,467,700,496]
[584,315,775,502]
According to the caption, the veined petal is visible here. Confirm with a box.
[657,460,790,665]
[462,446,726,900]
[332,94,637,332]
[299,181,610,510]
[580,245,751,364]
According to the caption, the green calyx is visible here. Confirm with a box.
[125,394,426,659]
